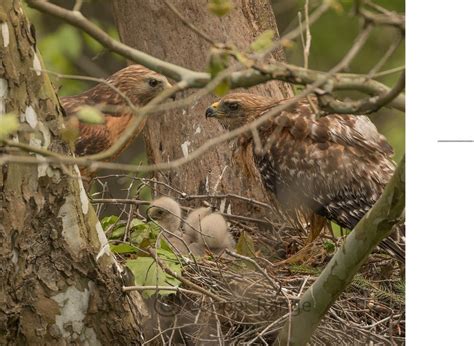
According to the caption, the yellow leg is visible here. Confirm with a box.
[307,215,326,244]
[274,215,326,266]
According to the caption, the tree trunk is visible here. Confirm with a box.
[0,1,145,343]
[112,0,293,213]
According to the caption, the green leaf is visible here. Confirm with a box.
[139,187,152,203]
[38,25,82,80]
[126,257,160,298]
[101,215,120,230]
[131,218,147,230]
[129,220,153,245]
[76,106,104,124]
[208,49,229,78]
[0,114,19,140]
[82,32,103,54]
[325,0,344,13]
[213,79,230,97]
[101,215,126,239]
[208,48,231,97]
[148,222,160,238]
[250,30,274,53]
[233,51,253,67]
[107,25,121,41]
[330,222,342,237]
[126,252,181,297]
[110,226,126,239]
[323,241,336,252]
[110,243,137,254]
[159,238,173,253]
[56,26,82,58]
[236,231,255,257]
[130,227,150,245]
[208,0,233,16]
[61,117,80,146]
[157,247,179,263]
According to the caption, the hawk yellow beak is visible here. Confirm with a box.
[205,102,220,118]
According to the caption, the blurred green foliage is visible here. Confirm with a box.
[0,114,20,140]
[26,2,124,96]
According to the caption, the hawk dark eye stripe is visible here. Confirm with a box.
[227,102,239,110]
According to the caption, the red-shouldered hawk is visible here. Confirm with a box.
[60,64,172,158]
[205,93,404,261]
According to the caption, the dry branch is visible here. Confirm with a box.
[26,0,404,112]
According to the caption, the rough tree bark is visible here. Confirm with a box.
[0,1,145,343]
[112,0,293,212]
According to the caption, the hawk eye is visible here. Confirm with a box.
[148,78,159,88]
[227,102,239,111]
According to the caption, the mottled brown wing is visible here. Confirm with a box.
[257,104,395,229]
[60,95,112,156]
[61,94,92,113]
[75,124,111,157]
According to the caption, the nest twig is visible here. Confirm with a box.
[92,174,405,345]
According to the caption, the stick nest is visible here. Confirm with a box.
[92,175,405,345]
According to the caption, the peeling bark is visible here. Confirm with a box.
[0,1,145,343]
[112,0,293,213]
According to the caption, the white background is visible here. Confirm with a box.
[408,0,474,343]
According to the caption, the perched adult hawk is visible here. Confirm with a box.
[205,93,404,261]
[61,64,172,158]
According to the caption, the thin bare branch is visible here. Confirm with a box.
[265,0,330,58]
[225,250,280,292]
[27,0,206,82]
[319,69,405,114]
[367,32,402,78]
[26,0,403,113]
[146,247,226,303]
[331,23,373,72]
[372,65,405,78]
[122,285,202,296]
[1,75,340,172]
[72,0,83,12]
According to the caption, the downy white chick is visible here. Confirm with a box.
[195,213,235,255]
[148,197,189,254]
[182,207,213,242]
[148,196,182,234]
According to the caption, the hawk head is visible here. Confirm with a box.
[94,64,173,107]
[205,93,273,130]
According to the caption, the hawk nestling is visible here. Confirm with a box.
[61,64,172,158]
[206,93,404,261]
